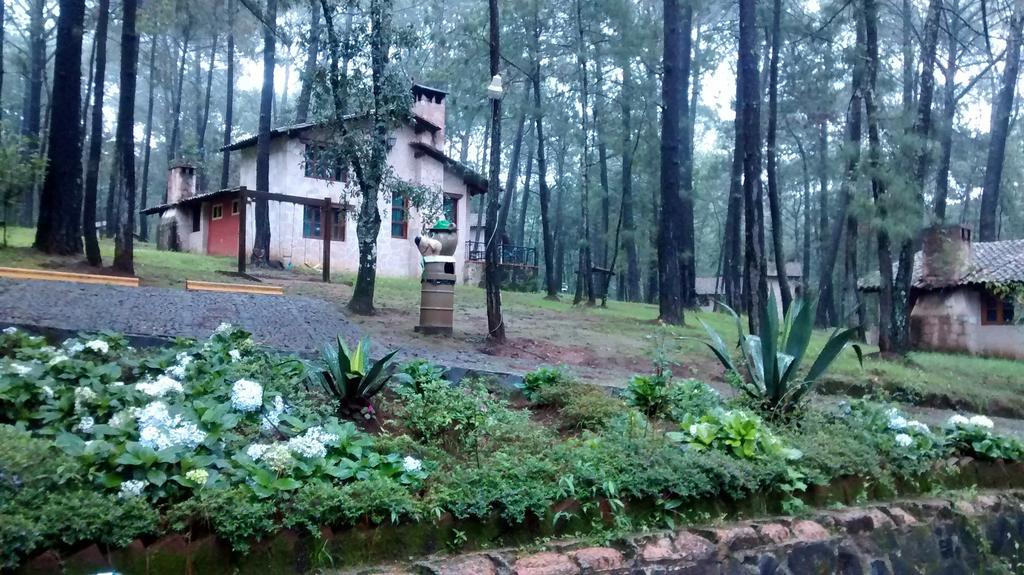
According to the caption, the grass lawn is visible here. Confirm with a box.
[5,225,1024,415]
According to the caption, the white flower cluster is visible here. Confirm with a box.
[85,339,110,354]
[261,396,288,432]
[5,361,33,376]
[228,349,242,362]
[109,408,138,428]
[403,456,422,472]
[231,379,263,412]
[75,416,95,433]
[185,469,210,485]
[948,414,994,429]
[137,401,207,450]
[247,443,293,472]
[3,326,18,335]
[63,339,86,355]
[165,352,193,379]
[40,384,54,399]
[215,322,234,334]
[885,407,930,449]
[47,354,70,367]
[286,426,338,459]
[135,375,184,398]
[894,433,914,447]
[118,480,146,499]
[74,386,97,413]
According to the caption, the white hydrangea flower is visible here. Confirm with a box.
[301,426,339,446]
[402,456,423,472]
[85,340,110,354]
[948,414,970,427]
[215,322,234,334]
[894,433,913,448]
[261,444,293,472]
[260,396,287,432]
[287,435,327,459]
[118,480,146,499]
[76,416,95,433]
[3,326,18,335]
[968,415,995,429]
[47,354,70,366]
[228,349,242,362]
[135,375,184,398]
[888,416,908,431]
[246,443,271,460]
[906,420,930,434]
[109,409,133,428]
[9,362,33,376]
[40,385,54,399]
[136,401,206,450]
[110,381,125,387]
[165,352,193,379]
[185,469,209,485]
[74,387,97,412]
[231,379,263,412]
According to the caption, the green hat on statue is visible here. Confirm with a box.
[432,219,455,231]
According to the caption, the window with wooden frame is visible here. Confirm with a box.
[391,191,409,238]
[302,205,345,241]
[981,292,1016,325]
[443,194,458,227]
[212,204,223,220]
[231,199,240,215]
[303,143,349,182]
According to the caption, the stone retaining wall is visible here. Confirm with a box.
[392,492,1024,575]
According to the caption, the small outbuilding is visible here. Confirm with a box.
[859,225,1023,359]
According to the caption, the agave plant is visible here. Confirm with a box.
[309,336,400,421]
[695,292,863,415]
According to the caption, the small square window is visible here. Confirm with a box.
[212,204,223,220]
[302,205,345,241]
[231,200,240,215]
[391,191,409,239]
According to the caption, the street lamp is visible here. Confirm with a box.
[486,74,503,100]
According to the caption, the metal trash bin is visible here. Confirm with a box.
[414,221,458,336]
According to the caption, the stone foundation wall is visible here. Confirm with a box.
[400,492,1024,575]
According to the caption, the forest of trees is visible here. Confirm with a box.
[3,0,1024,350]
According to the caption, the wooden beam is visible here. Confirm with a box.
[0,267,140,287]
[237,187,247,274]
[322,197,332,283]
[185,280,283,295]
[246,189,347,210]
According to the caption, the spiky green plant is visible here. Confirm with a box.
[695,293,863,415]
[309,337,399,420]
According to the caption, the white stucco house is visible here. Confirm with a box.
[142,84,487,280]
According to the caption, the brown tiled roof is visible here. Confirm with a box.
[859,239,1024,291]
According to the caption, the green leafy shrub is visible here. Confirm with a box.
[694,295,863,415]
[669,409,801,461]
[945,415,1024,460]
[668,379,723,420]
[559,387,625,430]
[624,372,675,418]
[520,366,574,403]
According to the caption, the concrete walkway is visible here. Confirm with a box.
[0,278,361,356]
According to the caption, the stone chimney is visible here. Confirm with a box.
[921,224,973,287]
[411,84,447,146]
[166,162,197,204]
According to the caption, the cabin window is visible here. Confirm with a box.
[304,144,348,182]
[443,194,458,226]
[231,200,240,215]
[191,208,201,232]
[981,292,1016,325]
[212,204,223,220]
[391,191,409,238]
[302,205,345,241]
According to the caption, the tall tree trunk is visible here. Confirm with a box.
[295,0,322,123]
[139,38,157,241]
[514,138,534,247]
[531,18,558,300]
[0,0,5,128]
[112,0,140,273]
[573,0,595,306]
[766,0,791,314]
[34,0,85,255]
[620,53,641,302]
[554,144,567,290]
[18,0,46,226]
[658,0,685,324]
[816,118,829,285]
[253,0,278,266]
[484,0,506,341]
[83,0,110,266]
[221,0,236,190]
[791,128,812,284]
[197,35,218,192]
[167,16,192,167]
[679,1,697,310]
[593,53,611,271]
[498,110,527,240]
[723,61,745,310]
[978,6,1023,241]
[933,0,960,222]
[739,0,766,334]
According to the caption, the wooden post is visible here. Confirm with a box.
[322,197,332,283]
[237,187,247,274]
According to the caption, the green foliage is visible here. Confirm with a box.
[945,417,1024,461]
[0,133,47,247]
[558,387,626,431]
[521,365,574,403]
[309,336,399,420]
[695,295,863,415]
[669,409,802,461]
[624,372,675,418]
